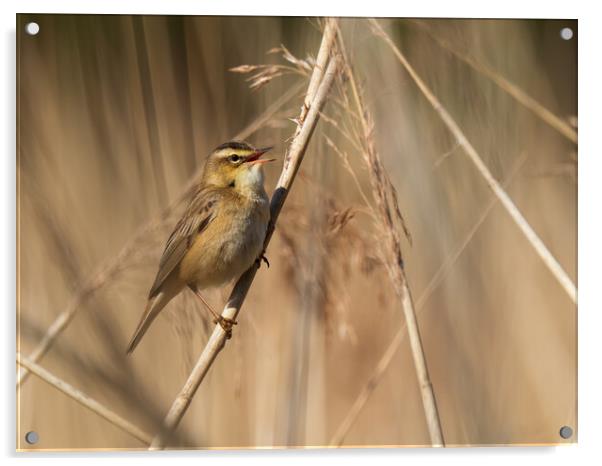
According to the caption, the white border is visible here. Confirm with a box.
[5,0,586,17]
[3,1,601,465]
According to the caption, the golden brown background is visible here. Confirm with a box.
[17,15,576,449]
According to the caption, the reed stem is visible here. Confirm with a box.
[149,19,341,449]
[17,353,152,446]
[411,19,577,144]
[370,18,577,304]
[17,83,303,387]
[330,152,528,445]
[335,24,445,447]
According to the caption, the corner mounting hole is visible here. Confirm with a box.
[559,425,573,439]
[560,27,573,40]
[25,22,40,36]
[25,431,39,445]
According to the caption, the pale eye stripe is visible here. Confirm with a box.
[225,149,254,157]
[220,149,254,158]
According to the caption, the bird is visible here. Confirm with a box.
[126,141,274,354]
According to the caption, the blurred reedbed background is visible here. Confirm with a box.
[17,15,576,449]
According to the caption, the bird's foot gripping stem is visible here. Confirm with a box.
[213,315,238,339]
[255,252,270,268]
[190,286,238,339]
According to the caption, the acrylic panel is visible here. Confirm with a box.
[16,14,577,451]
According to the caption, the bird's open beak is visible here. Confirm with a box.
[245,146,275,165]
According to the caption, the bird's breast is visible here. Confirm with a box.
[180,194,269,288]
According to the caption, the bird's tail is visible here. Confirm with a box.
[126,290,173,355]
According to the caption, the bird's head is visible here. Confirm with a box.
[202,141,274,192]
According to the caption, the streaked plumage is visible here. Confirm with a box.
[126,141,273,354]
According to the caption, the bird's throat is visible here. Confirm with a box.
[234,166,266,199]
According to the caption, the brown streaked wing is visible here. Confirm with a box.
[148,187,220,297]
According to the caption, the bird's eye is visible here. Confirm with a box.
[229,154,241,163]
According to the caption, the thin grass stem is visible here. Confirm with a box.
[149,19,341,449]
[17,82,303,387]
[17,353,152,446]
[335,24,445,447]
[330,152,528,445]
[370,18,577,304]
[410,19,578,144]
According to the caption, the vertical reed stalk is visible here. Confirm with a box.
[149,19,341,449]
[330,152,528,445]
[335,25,445,447]
[370,19,577,304]
[285,155,328,446]
[132,16,169,204]
[284,23,336,435]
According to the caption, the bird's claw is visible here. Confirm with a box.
[256,253,270,268]
[213,316,238,339]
